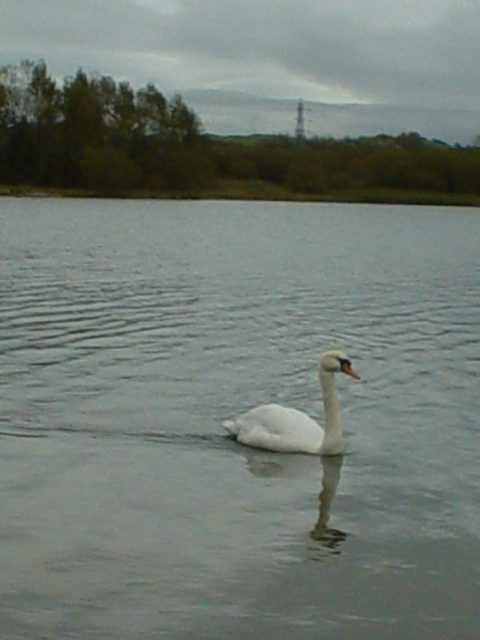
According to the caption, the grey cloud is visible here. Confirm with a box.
[1,0,480,138]
[1,0,158,55]
[157,0,480,109]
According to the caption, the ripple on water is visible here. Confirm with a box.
[1,200,479,639]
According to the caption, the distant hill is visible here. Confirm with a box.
[184,89,480,146]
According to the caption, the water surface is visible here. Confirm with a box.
[1,198,479,639]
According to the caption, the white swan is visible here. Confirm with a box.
[223,350,360,455]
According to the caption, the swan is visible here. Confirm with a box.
[223,350,360,455]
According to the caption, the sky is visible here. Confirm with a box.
[2,0,480,141]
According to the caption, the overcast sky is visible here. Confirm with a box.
[2,0,480,139]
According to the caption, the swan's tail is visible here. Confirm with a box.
[222,419,240,440]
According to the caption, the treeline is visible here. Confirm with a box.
[211,131,480,199]
[1,60,480,199]
[0,60,208,193]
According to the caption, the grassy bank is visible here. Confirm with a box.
[2,180,480,207]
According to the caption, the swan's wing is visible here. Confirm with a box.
[223,404,324,454]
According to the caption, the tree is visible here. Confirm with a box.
[62,70,106,184]
[251,139,291,184]
[4,118,36,184]
[168,94,202,143]
[0,82,7,180]
[112,81,138,148]
[0,60,62,185]
[80,145,140,192]
[136,83,168,138]
[29,61,61,127]
[0,59,36,124]
[286,150,326,193]
[29,61,62,185]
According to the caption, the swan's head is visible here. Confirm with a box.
[320,350,360,379]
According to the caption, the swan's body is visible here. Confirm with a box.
[223,350,360,455]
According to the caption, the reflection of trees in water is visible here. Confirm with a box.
[310,455,347,553]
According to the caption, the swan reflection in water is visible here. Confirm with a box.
[310,455,347,552]
[238,448,347,553]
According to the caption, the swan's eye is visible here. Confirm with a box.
[338,357,351,367]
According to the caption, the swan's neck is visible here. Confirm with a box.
[319,369,343,454]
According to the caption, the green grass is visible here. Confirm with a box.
[2,180,480,207]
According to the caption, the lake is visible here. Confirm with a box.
[0,198,479,639]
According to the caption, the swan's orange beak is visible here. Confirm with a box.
[341,361,361,380]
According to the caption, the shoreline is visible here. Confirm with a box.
[2,182,480,207]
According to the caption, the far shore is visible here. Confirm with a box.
[2,181,480,207]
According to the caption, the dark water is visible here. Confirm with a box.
[0,198,479,639]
